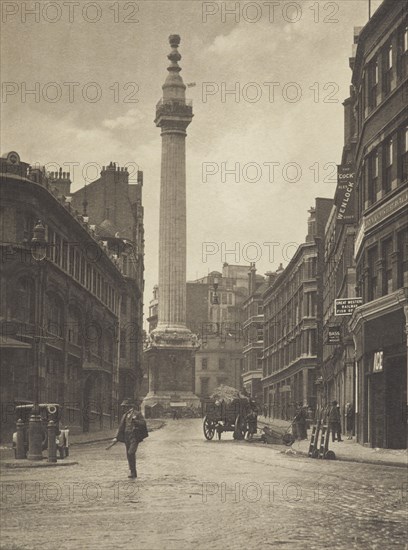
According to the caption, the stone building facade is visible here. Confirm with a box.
[262,199,333,420]
[321,62,358,430]
[194,265,249,400]
[348,0,408,448]
[71,161,145,410]
[146,263,249,404]
[0,152,144,441]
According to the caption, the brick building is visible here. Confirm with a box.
[71,161,145,409]
[0,152,144,441]
[241,263,267,403]
[347,0,408,448]
[262,199,333,420]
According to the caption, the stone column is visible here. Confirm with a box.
[158,131,187,329]
[142,35,200,413]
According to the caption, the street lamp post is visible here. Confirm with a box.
[27,220,47,461]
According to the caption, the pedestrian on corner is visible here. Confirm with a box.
[111,398,148,479]
[293,403,308,440]
[246,397,258,440]
[328,400,343,442]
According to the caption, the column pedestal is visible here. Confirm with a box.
[143,330,200,415]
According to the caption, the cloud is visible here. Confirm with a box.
[102,108,146,130]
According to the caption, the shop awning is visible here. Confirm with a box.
[0,337,31,349]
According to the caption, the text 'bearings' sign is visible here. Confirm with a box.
[327,326,341,344]
[335,298,363,316]
[335,165,356,224]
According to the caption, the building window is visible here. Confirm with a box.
[368,59,378,110]
[382,238,393,296]
[80,255,85,285]
[368,150,379,204]
[257,303,263,315]
[120,337,127,358]
[86,264,91,289]
[106,334,114,363]
[46,294,63,337]
[55,234,61,266]
[122,295,127,315]
[201,378,209,396]
[97,273,101,298]
[398,229,408,288]
[68,244,74,276]
[257,328,263,342]
[61,240,68,271]
[201,358,208,370]
[89,323,102,357]
[309,329,317,356]
[383,43,393,95]
[74,250,80,280]
[367,246,378,301]
[383,138,393,194]
[397,24,408,79]
[219,358,226,370]
[67,307,81,345]
[398,125,408,182]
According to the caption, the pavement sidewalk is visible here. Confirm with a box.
[0,419,165,469]
[257,416,407,468]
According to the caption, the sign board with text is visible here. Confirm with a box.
[335,165,356,224]
[373,351,383,372]
[327,326,341,344]
[335,298,363,316]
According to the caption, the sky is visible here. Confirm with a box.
[1,0,383,316]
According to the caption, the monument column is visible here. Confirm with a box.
[143,35,200,413]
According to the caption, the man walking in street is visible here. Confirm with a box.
[328,400,343,442]
[112,398,148,478]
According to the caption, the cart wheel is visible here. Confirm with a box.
[283,433,295,446]
[203,416,215,440]
[311,448,319,459]
[233,415,245,440]
[324,450,336,460]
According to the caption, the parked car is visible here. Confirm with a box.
[12,403,69,459]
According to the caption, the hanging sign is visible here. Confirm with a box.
[335,165,356,224]
[335,298,363,316]
[373,351,383,372]
[327,326,341,344]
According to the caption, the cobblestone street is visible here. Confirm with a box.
[1,419,407,550]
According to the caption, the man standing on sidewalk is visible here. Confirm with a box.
[112,398,148,478]
[328,400,343,442]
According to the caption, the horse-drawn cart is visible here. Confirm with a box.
[202,385,252,441]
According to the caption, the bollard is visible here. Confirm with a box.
[15,419,26,459]
[47,420,57,463]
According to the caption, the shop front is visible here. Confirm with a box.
[350,291,407,449]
